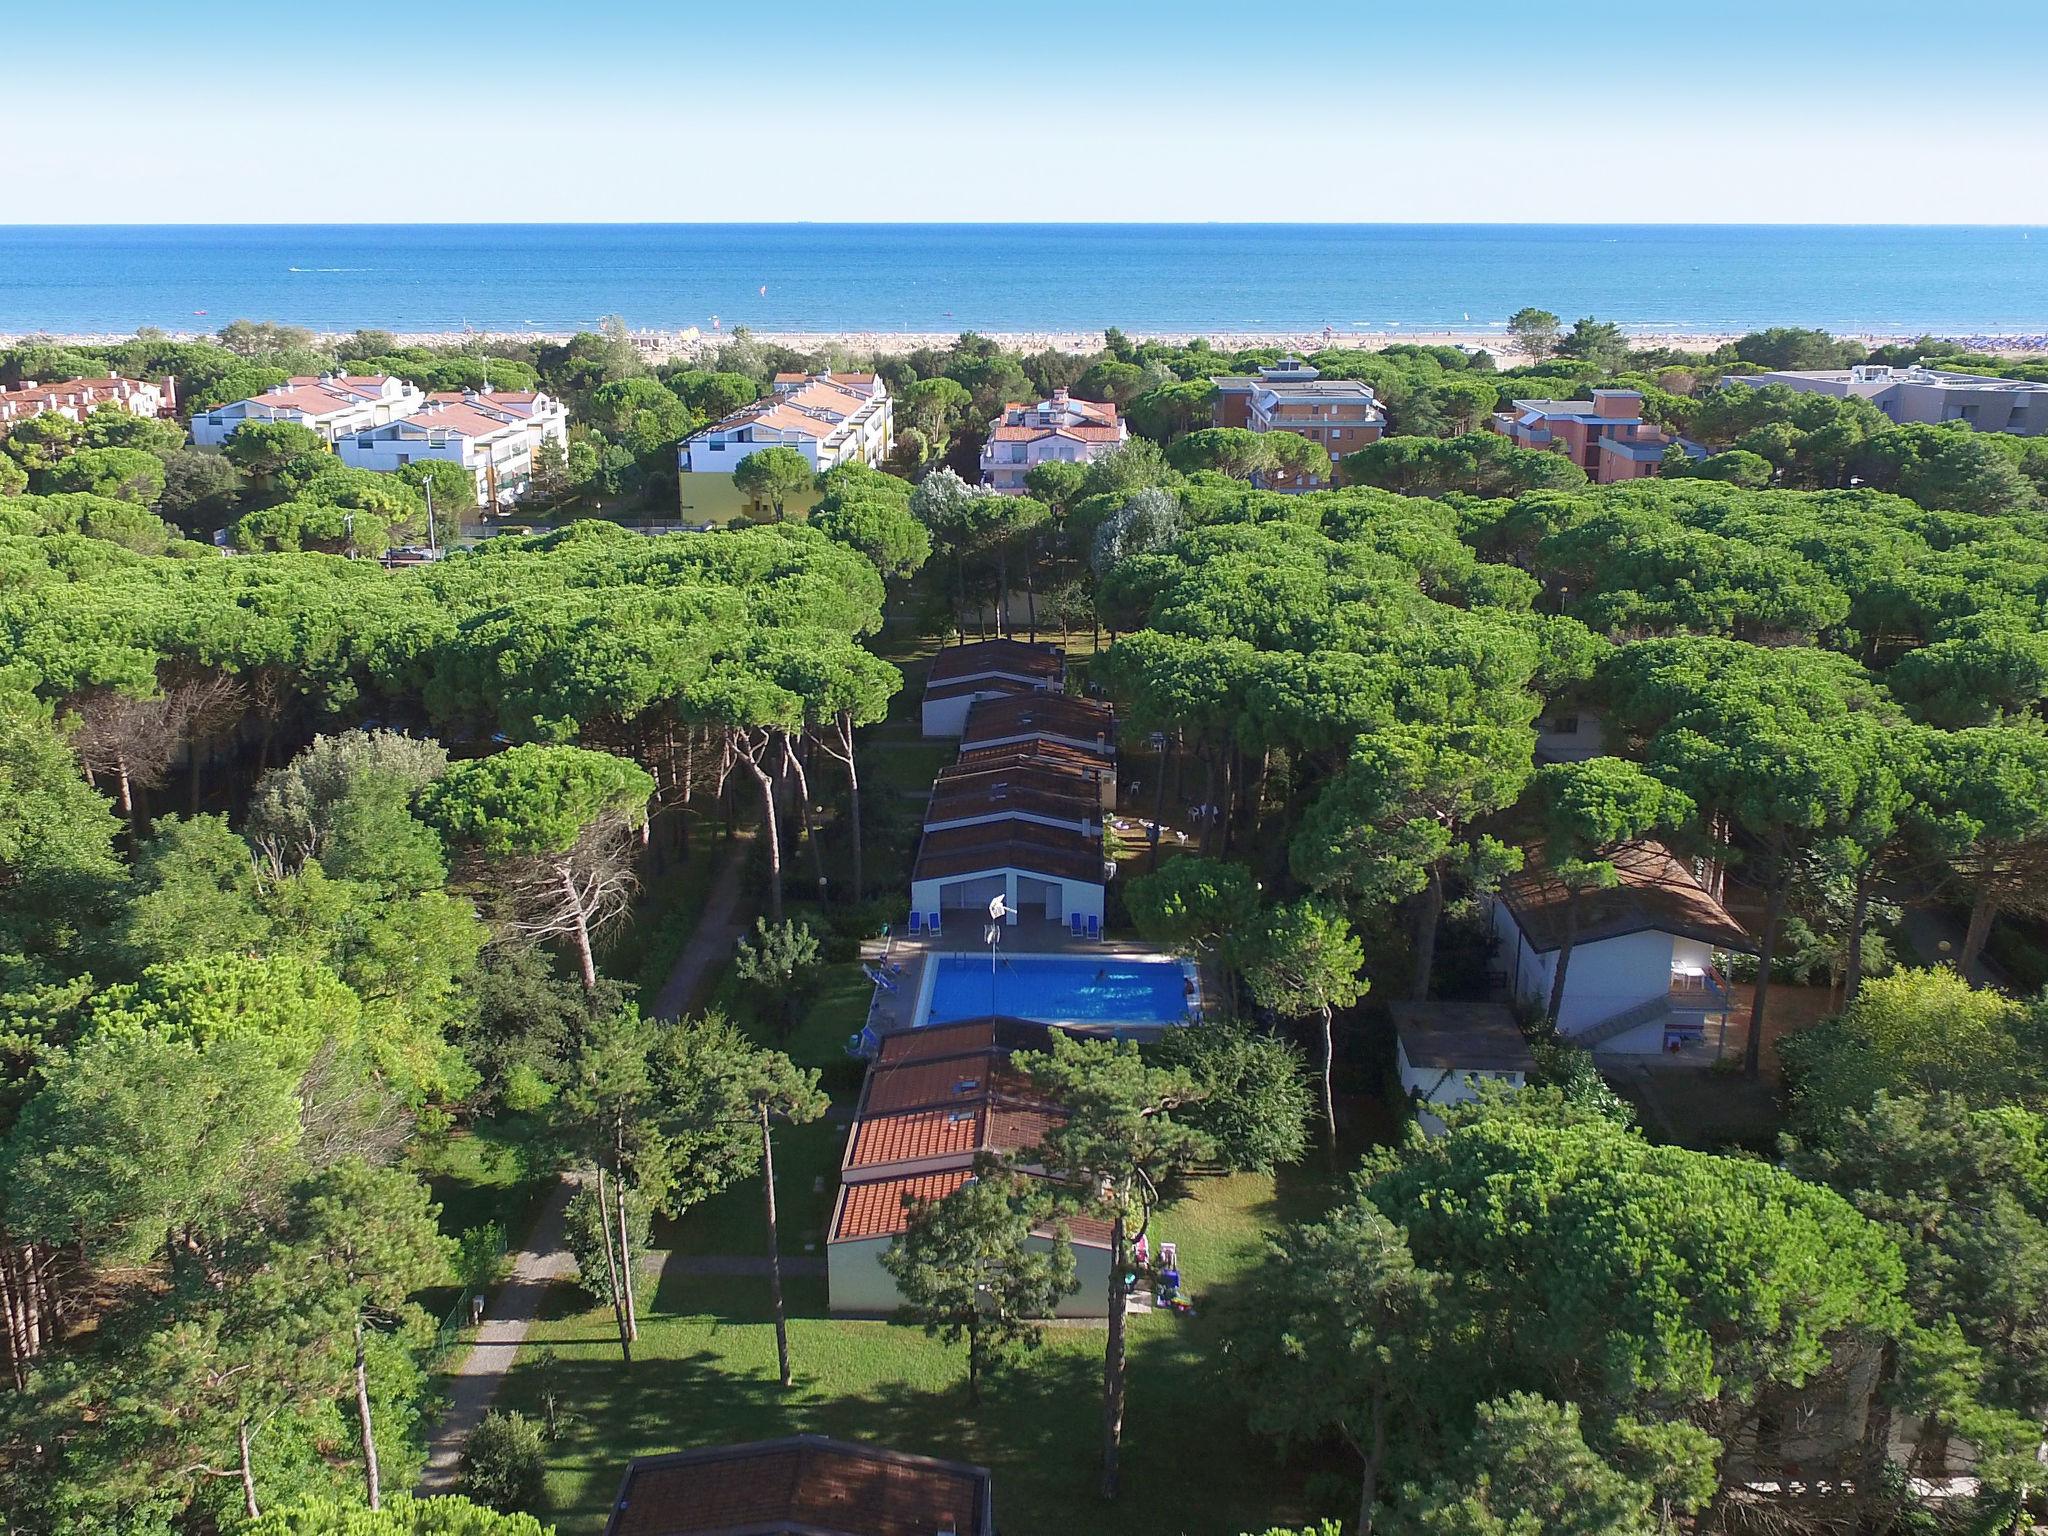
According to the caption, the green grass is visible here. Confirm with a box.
[498,956,1352,1534]
[499,1169,1327,1536]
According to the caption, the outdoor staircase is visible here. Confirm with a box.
[1574,994,1675,1051]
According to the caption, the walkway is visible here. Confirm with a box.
[652,835,755,1020]
[419,833,758,1492]
[420,1175,578,1490]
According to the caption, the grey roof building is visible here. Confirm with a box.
[1725,364,2048,435]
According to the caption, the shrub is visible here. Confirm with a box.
[460,1410,548,1515]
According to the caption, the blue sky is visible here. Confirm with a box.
[10,1,2047,223]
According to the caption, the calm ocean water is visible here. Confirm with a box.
[1,225,2043,336]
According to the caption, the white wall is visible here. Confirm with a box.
[1495,900,1682,1038]
[1395,1037,1527,1107]
[910,867,1103,927]
[683,434,825,475]
[922,691,991,738]
[830,1233,1110,1317]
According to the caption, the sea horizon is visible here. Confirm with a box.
[2,222,2044,338]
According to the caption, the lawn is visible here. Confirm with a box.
[495,949,1355,1535]
[498,1169,1327,1536]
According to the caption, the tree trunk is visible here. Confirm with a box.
[826,711,864,903]
[0,1245,29,1389]
[1198,752,1218,855]
[1411,864,1445,1000]
[1358,1387,1387,1536]
[967,1314,982,1406]
[784,739,827,902]
[1150,750,1168,872]
[352,1317,381,1511]
[1546,897,1579,1025]
[1101,1207,1128,1500]
[761,1105,792,1389]
[1219,749,1236,855]
[239,1417,260,1521]
[188,722,205,814]
[742,749,784,924]
[1843,860,1874,1003]
[1961,888,1999,972]
[1320,1005,1339,1146]
[1744,878,1790,1080]
[595,1166,632,1364]
[615,1181,638,1344]
[558,863,600,995]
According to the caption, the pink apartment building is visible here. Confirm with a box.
[1492,388,1700,484]
[1209,357,1383,488]
[978,389,1127,492]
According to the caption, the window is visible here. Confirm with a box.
[952,1077,980,1095]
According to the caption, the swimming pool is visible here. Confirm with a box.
[917,954,1199,1030]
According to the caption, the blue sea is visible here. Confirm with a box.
[0,224,2044,337]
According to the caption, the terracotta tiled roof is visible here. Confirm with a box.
[924,779,1097,830]
[960,693,1115,753]
[1498,839,1755,955]
[834,1169,972,1240]
[912,819,1106,886]
[875,1021,998,1064]
[987,422,1125,443]
[386,401,525,439]
[873,1018,1058,1064]
[925,638,1065,687]
[937,753,1105,786]
[846,1104,987,1170]
[859,1051,1012,1116]
[603,1435,992,1536]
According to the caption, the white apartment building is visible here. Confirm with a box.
[978,390,1127,492]
[678,370,892,477]
[0,375,175,428]
[189,374,425,447]
[338,389,570,507]
[1725,364,2048,436]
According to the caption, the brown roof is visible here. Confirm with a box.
[1498,840,1755,955]
[830,1168,1109,1249]
[833,1169,973,1240]
[876,1020,998,1064]
[924,778,1097,830]
[1390,1000,1537,1075]
[925,638,1066,687]
[602,1435,992,1536]
[987,422,1125,443]
[858,1051,1010,1116]
[873,1018,1058,1064]
[912,819,1106,886]
[846,1104,987,1171]
[960,693,1115,755]
[943,745,1110,783]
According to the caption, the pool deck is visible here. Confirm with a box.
[859,917,1200,1041]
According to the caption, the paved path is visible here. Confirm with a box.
[652,835,755,1020]
[420,1173,578,1491]
[420,834,758,1491]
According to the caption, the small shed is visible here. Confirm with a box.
[1391,999,1537,1110]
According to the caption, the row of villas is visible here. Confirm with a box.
[0,374,175,427]
[828,639,1125,1317]
[190,374,570,507]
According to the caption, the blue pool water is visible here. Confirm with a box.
[922,956,1195,1027]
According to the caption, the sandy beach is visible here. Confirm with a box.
[10,326,2047,367]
